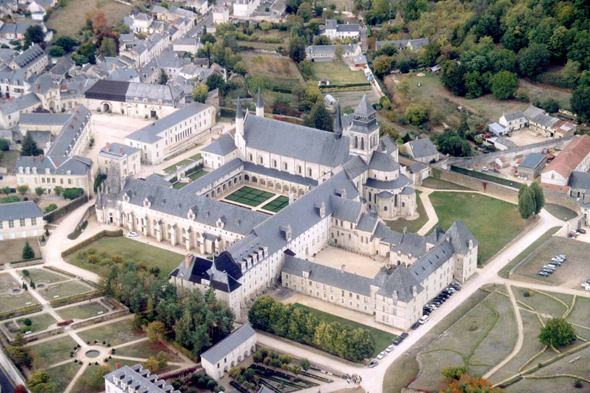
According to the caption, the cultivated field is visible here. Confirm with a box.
[310,61,369,86]
[242,52,305,91]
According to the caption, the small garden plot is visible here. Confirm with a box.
[21,268,68,284]
[44,361,81,393]
[189,169,209,181]
[0,292,38,313]
[29,335,78,369]
[173,182,188,190]
[0,238,41,264]
[114,341,182,363]
[56,302,109,321]
[39,281,94,300]
[254,366,319,393]
[566,296,590,329]
[513,288,571,318]
[225,186,275,207]
[0,274,19,292]
[310,61,369,86]
[164,159,193,173]
[261,196,290,213]
[78,319,145,347]
[14,313,57,334]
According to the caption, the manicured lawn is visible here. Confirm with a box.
[292,303,396,357]
[0,292,38,313]
[428,192,525,264]
[421,178,471,190]
[21,268,68,284]
[173,182,188,190]
[65,236,183,277]
[78,319,145,347]
[45,361,81,393]
[0,237,41,265]
[17,313,57,333]
[189,153,202,160]
[29,335,78,369]
[386,190,428,233]
[498,226,561,279]
[188,169,209,181]
[544,203,578,221]
[225,186,275,207]
[261,196,290,213]
[56,302,109,321]
[310,61,369,86]
[39,281,94,300]
[164,159,193,173]
[115,341,182,362]
[0,273,19,292]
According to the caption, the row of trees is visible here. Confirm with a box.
[248,296,375,361]
[518,182,545,223]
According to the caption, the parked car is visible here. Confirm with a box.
[543,265,556,270]
[540,269,554,274]
[537,271,549,277]
[368,360,379,368]
[577,229,586,234]
[411,322,421,330]
[377,351,387,359]
[568,232,578,238]
[556,254,567,260]
[401,332,409,339]
[127,231,138,237]
[419,315,429,324]
[386,345,395,352]
[451,284,461,291]
[393,337,403,345]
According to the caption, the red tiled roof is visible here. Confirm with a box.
[541,135,590,178]
[540,183,570,194]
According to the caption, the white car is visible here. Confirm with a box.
[582,283,590,291]
[419,315,429,324]
[377,351,387,359]
[482,166,488,172]
[386,345,394,352]
[127,231,138,237]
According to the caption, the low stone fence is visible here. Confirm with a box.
[20,327,65,344]
[60,229,123,258]
[70,308,129,330]
[43,195,89,223]
[433,167,519,203]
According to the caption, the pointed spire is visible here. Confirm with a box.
[236,97,243,119]
[256,87,263,108]
[334,102,343,138]
[354,94,375,117]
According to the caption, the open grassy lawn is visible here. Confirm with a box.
[0,292,38,313]
[45,361,81,393]
[521,79,572,111]
[164,159,193,173]
[29,335,78,369]
[173,182,188,190]
[292,303,396,357]
[46,0,131,38]
[21,268,68,284]
[0,273,19,292]
[544,203,578,221]
[189,153,202,160]
[566,296,590,329]
[65,236,183,277]
[242,52,304,90]
[386,190,428,233]
[188,169,209,181]
[421,178,471,190]
[39,281,94,300]
[17,313,57,333]
[78,319,145,347]
[115,341,182,363]
[498,226,561,279]
[56,302,109,321]
[1,150,19,171]
[428,192,524,264]
[0,237,41,264]
[513,287,571,318]
[513,237,590,289]
[310,61,369,86]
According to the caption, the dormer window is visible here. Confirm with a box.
[18,167,23,173]
[143,197,152,208]
[45,168,50,174]
[279,225,291,242]
[216,217,225,228]
[25,167,30,174]
[66,170,71,175]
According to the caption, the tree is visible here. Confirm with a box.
[303,101,333,132]
[518,43,550,78]
[48,47,65,57]
[233,61,247,76]
[571,79,590,123]
[22,241,35,260]
[334,44,344,61]
[441,61,466,96]
[21,131,42,156]
[260,21,272,32]
[440,374,505,393]
[404,103,428,125]
[71,53,89,66]
[441,366,467,380]
[289,35,306,63]
[28,371,53,393]
[434,130,472,157]
[63,188,84,200]
[54,36,77,52]
[17,185,28,196]
[299,358,310,371]
[1,186,9,195]
[518,185,535,223]
[313,35,331,45]
[372,55,393,78]
[35,187,44,197]
[456,115,469,138]
[99,37,118,57]
[296,2,313,22]
[147,321,166,343]
[539,318,577,347]
[14,386,27,393]
[530,181,545,216]
[54,186,62,196]
[0,138,8,152]
[398,79,410,96]
[491,71,519,100]
[23,26,45,49]
[192,84,209,103]
[158,69,169,85]
[206,74,225,91]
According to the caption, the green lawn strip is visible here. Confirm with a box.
[544,204,578,221]
[292,303,395,357]
[45,361,81,393]
[39,281,94,300]
[114,341,183,363]
[29,335,78,369]
[189,153,202,160]
[0,274,19,292]
[65,237,183,277]
[566,297,590,330]
[78,319,145,347]
[513,288,570,319]
[385,190,427,233]
[17,313,57,333]
[310,61,369,85]
[56,303,109,321]
[21,269,68,284]
[428,192,524,264]
[498,226,561,279]
[421,178,471,190]
[188,170,208,181]
[0,292,39,313]
[173,182,188,190]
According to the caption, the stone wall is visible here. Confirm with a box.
[69,309,129,330]
[436,168,519,203]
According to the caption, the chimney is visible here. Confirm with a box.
[120,146,124,154]
[79,82,83,88]
[56,158,59,167]
[341,264,345,273]
[35,84,39,92]
[39,154,43,162]
[106,142,110,150]
[184,254,192,268]
[116,362,122,370]
[30,156,34,162]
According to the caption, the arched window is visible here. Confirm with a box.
[284,163,288,170]
[354,136,358,148]
[384,206,388,211]
[361,138,365,150]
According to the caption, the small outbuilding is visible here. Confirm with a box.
[201,324,257,380]
[517,153,547,180]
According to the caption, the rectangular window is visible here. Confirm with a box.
[9,220,14,228]
[20,218,25,227]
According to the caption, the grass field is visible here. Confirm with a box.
[45,361,81,393]
[29,335,78,369]
[17,313,57,333]
[65,237,183,276]
[189,153,202,160]
[261,196,289,213]
[498,226,561,279]
[386,190,428,233]
[46,0,131,38]
[0,273,19,292]
[0,237,41,264]
[421,178,471,190]
[225,186,275,207]
[164,159,193,173]
[292,303,396,357]
[0,292,38,313]
[1,150,19,171]
[56,302,109,321]
[115,341,182,363]
[544,203,578,221]
[173,182,188,190]
[310,61,369,86]
[78,319,145,347]
[39,281,94,300]
[21,268,68,284]
[242,52,305,90]
[428,192,524,264]
[189,169,209,181]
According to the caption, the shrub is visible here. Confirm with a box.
[88,255,99,264]
[63,187,84,200]
[574,380,583,389]
[21,318,32,326]
[44,203,58,213]
[441,366,468,380]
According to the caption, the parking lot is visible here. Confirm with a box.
[513,237,590,290]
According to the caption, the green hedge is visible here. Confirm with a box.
[319,82,370,89]
[50,290,105,307]
[220,108,237,118]
[61,229,123,257]
[0,304,43,321]
[450,165,521,189]
[67,220,88,240]
[185,163,204,175]
[44,195,88,223]
[432,167,442,179]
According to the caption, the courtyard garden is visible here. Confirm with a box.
[38,280,95,300]
[20,268,69,284]
[0,273,39,314]
[56,302,110,321]
[0,238,41,265]
[261,196,290,213]
[65,236,183,276]
[225,186,275,207]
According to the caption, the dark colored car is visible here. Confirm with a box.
[400,332,409,339]
[411,322,420,330]
[393,337,403,345]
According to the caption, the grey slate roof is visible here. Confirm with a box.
[444,219,478,255]
[503,110,525,122]
[329,195,362,222]
[126,103,212,143]
[283,254,373,296]
[407,138,439,159]
[355,213,378,232]
[202,133,237,156]
[494,136,517,149]
[12,44,45,68]
[118,177,267,236]
[169,253,242,293]
[408,240,454,283]
[369,151,400,172]
[0,92,41,115]
[568,171,590,190]
[365,174,412,190]
[243,162,319,188]
[242,113,350,167]
[47,105,91,157]
[19,113,71,126]
[16,155,93,176]
[408,162,425,174]
[0,201,42,221]
[181,158,243,195]
[378,135,398,154]
[98,142,139,160]
[523,106,544,119]
[144,173,173,188]
[376,265,423,302]
[200,324,256,364]
[348,95,378,135]
[342,155,368,179]
[518,153,546,169]
[103,364,180,393]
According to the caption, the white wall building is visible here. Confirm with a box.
[0,201,44,241]
[200,324,257,380]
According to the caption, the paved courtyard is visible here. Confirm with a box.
[311,246,387,278]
